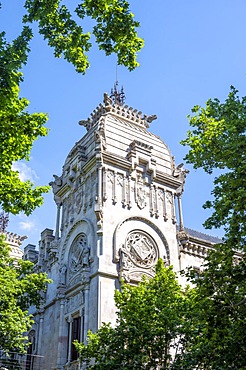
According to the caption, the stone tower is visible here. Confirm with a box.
[0,211,26,260]
[28,94,218,370]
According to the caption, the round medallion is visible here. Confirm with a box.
[125,231,158,268]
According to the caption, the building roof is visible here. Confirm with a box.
[63,93,175,177]
[184,227,222,244]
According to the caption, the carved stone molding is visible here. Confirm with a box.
[179,242,210,258]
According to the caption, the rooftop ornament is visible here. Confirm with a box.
[110,80,125,106]
[0,211,9,233]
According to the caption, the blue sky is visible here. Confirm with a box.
[1,0,246,246]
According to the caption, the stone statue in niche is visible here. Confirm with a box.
[119,246,127,268]
[82,244,90,267]
[59,264,67,285]
[69,234,90,274]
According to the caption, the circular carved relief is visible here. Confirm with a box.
[125,231,158,268]
[69,234,88,274]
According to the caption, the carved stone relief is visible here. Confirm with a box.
[65,291,84,315]
[107,170,117,204]
[69,234,90,276]
[158,189,168,221]
[118,230,158,283]
[103,165,179,223]
[117,174,124,187]
[83,175,90,211]
[114,216,170,266]
[129,270,155,281]
[122,231,158,269]
[60,219,95,262]
[67,271,90,289]
[75,187,83,214]
[90,171,97,206]
[59,264,67,286]
[150,185,159,217]
[135,173,147,209]
[105,169,134,208]
[166,191,173,205]
[166,191,176,223]
[62,193,75,228]
[107,170,114,184]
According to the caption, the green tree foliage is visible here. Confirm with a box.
[180,87,246,368]
[181,86,246,250]
[0,0,143,215]
[23,0,144,73]
[0,234,50,353]
[75,260,193,369]
[182,245,246,369]
[0,27,49,215]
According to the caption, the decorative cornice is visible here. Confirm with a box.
[177,230,215,258]
[79,93,157,132]
[179,242,212,258]
[4,231,27,246]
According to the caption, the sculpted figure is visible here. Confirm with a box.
[59,264,67,285]
[119,246,127,268]
[82,245,90,267]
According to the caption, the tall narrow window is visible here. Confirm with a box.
[71,317,81,362]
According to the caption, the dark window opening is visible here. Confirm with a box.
[25,342,33,370]
[71,317,81,362]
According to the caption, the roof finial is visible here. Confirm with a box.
[0,211,9,233]
[110,65,125,105]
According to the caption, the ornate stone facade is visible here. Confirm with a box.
[25,94,220,370]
